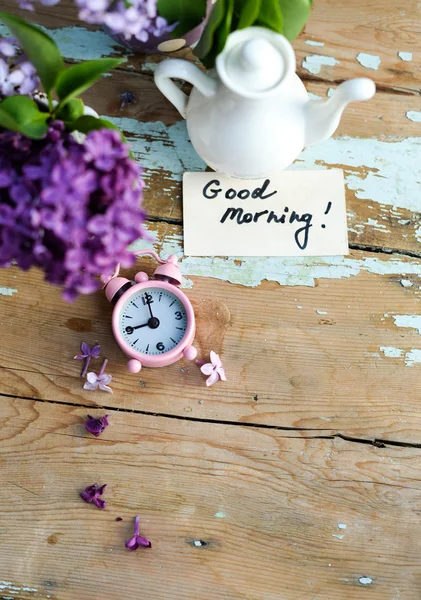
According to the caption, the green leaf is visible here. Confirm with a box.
[237,0,262,29]
[55,58,125,108]
[55,98,85,124]
[194,0,226,61]
[69,115,121,134]
[20,118,50,138]
[214,0,235,57]
[256,0,283,32]
[158,0,206,37]
[0,96,48,139]
[69,115,131,153]
[0,12,63,94]
[278,0,312,40]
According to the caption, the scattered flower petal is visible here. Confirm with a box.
[83,359,113,393]
[197,351,227,387]
[116,517,123,522]
[85,413,109,437]
[80,483,107,509]
[125,516,151,550]
[74,342,101,377]
[120,91,136,108]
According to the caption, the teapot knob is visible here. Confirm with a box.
[241,38,284,76]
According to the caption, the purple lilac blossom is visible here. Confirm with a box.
[84,414,109,437]
[0,122,147,301]
[125,516,152,550]
[75,342,101,377]
[17,0,173,42]
[80,483,107,509]
[0,38,39,97]
[16,0,60,8]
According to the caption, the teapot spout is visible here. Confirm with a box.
[304,78,375,146]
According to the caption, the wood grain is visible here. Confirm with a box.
[3,223,421,442]
[1,396,421,600]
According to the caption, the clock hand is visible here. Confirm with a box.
[125,323,149,334]
[143,292,154,319]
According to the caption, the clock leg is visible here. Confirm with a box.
[127,359,142,373]
[183,345,197,361]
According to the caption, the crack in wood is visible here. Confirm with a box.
[349,242,421,260]
[2,392,421,451]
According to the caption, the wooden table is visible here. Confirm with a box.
[1,1,421,598]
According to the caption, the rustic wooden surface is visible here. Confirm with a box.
[1,0,421,598]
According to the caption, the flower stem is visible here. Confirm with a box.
[134,515,140,536]
[99,359,108,377]
[47,91,54,114]
[81,357,91,378]
[195,360,205,366]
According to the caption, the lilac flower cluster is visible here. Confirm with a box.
[0,38,39,97]
[17,0,173,43]
[0,122,147,301]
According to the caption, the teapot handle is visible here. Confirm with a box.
[154,59,217,119]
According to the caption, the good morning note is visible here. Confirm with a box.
[183,170,348,257]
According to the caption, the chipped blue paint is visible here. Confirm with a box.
[0,287,17,296]
[406,111,421,123]
[293,136,421,214]
[392,315,421,334]
[356,53,380,70]
[302,55,339,75]
[105,117,206,184]
[398,51,413,62]
[380,346,402,358]
[305,40,324,47]
[0,23,123,60]
[104,115,421,214]
[146,226,421,287]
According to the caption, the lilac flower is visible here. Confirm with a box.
[125,516,152,550]
[120,91,136,109]
[16,0,173,44]
[74,341,101,377]
[0,39,16,57]
[0,39,39,97]
[84,359,113,393]
[80,0,172,42]
[80,483,107,509]
[198,351,227,387]
[16,0,60,8]
[84,129,127,171]
[85,413,109,437]
[0,122,147,301]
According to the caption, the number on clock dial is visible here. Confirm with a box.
[120,288,187,355]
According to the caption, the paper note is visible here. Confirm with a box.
[183,170,348,257]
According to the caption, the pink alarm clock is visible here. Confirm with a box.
[103,250,197,373]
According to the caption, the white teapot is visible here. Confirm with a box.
[154,27,375,179]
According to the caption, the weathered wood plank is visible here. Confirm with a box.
[99,84,421,255]
[0,396,420,600]
[76,70,421,255]
[3,223,421,442]
[2,1,421,254]
[295,0,421,93]
[3,0,421,92]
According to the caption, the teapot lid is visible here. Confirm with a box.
[216,27,296,98]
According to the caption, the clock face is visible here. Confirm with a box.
[119,287,188,356]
